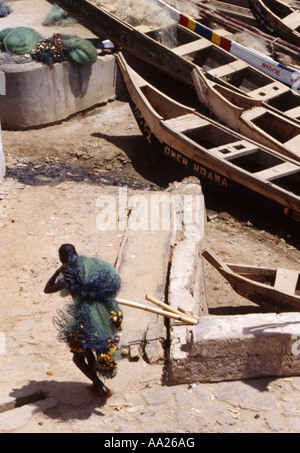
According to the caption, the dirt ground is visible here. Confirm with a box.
[0,0,300,434]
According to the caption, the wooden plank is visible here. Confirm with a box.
[241,106,267,121]
[285,106,300,120]
[249,83,290,100]
[215,141,258,159]
[172,39,213,56]
[254,162,299,181]
[274,267,300,295]
[163,114,210,132]
[285,134,300,152]
[281,11,300,30]
[207,60,248,78]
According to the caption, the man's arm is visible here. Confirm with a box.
[44,264,68,294]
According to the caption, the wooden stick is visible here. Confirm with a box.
[116,297,198,325]
[145,294,197,321]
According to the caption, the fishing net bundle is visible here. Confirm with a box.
[0,0,11,17]
[42,3,78,27]
[53,255,123,379]
[32,33,98,66]
[0,25,98,66]
[0,27,43,54]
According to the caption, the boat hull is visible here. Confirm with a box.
[129,99,300,224]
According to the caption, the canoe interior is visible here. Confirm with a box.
[263,0,293,19]
[146,24,300,119]
[250,112,299,143]
[228,264,300,296]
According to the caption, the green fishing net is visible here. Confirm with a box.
[0,26,43,54]
[0,26,98,66]
[0,1,11,17]
[43,4,78,27]
[62,36,98,66]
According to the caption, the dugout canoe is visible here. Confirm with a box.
[116,52,300,223]
[155,0,300,87]
[192,66,300,162]
[54,0,300,99]
[248,0,300,47]
[203,248,300,312]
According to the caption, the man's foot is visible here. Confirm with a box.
[87,383,113,405]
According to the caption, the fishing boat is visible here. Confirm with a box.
[53,1,300,157]
[155,0,300,88]
[203,248,300,312]
[116,52,300,223]
[192,67,300,162]
[248,0,300,47]
[54,0,300,98]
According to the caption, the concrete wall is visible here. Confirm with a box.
[0,55,125,129]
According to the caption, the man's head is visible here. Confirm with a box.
[58,243,77,264]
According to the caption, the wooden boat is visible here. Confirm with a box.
[192,66,300,162]
[53,1,300,158]
[156,0,300,87]
[116,52,300,223]
[203,248,300,312]
[197,1,300,66]
[54,0,300,103]
[248,0,300,47]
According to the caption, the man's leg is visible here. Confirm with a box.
[72,351,112,403]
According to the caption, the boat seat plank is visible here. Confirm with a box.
[163,113,210,132]
[207,60,248,78]
[254,162,300,181]
[213,141,258,159]
[284,134,300,152]
[274,267,299,295]
[285,105,300,120]
[135,24,155,34]
[241,106,267,121]
[249,83,290,100]
[173,39,212,56]
[281,11,300,30]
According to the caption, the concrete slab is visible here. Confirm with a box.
[115,187,175,362]
[168,312,300,384]
[0,396,58,432]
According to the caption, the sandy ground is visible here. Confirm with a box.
[0,0,300,434]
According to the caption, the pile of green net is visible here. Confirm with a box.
[0,1,11,17]
[0,26,98,66]
[32,33,98,66]
[42,4,78,27]
[0,27,42,54]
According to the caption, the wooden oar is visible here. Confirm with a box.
[145,294,197,321]
[116,297,198,325]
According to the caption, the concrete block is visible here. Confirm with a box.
[0,396,58,432]
[0,55,125,129]
[167,177,208,319]
[168,313,300,384]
